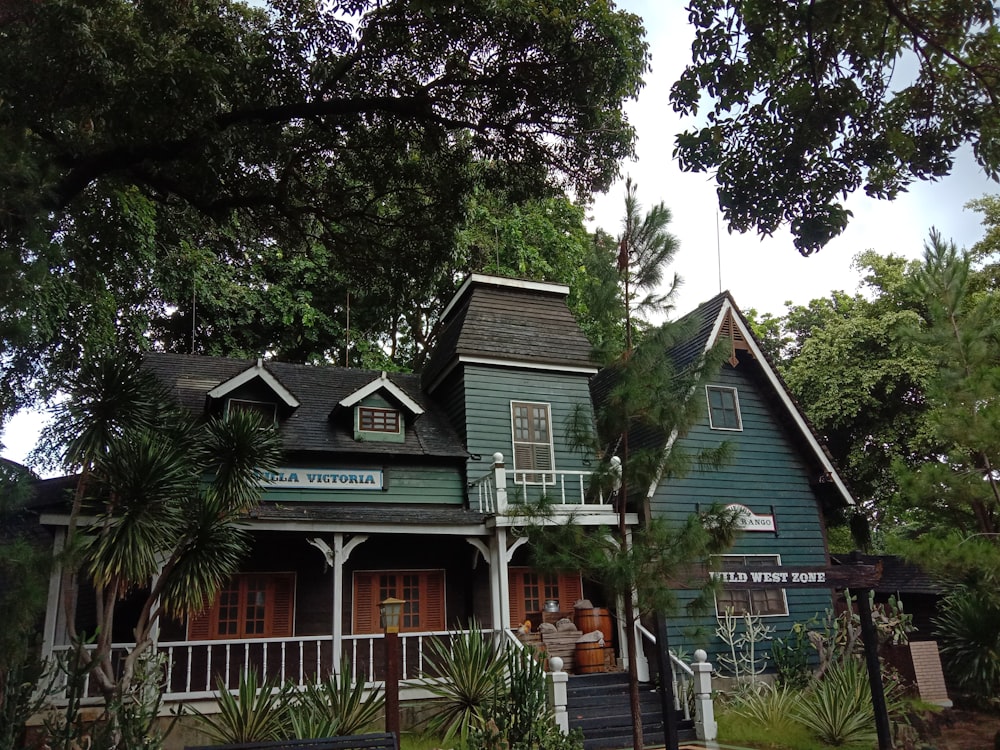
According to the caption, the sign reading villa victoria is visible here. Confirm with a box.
[260,467,386,491]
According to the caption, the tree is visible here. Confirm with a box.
[672,0,1000,254]
[525,181,735,750]
[40,352,282,745]
[0,0,648,422]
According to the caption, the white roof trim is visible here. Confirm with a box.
[714,298,854,506]
[440,274,571,322]
[338,371,425,415]
[458,355,598,374]
[206,359,300,408]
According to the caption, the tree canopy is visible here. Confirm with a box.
[0,0,648,423]
[672,0,1000,254]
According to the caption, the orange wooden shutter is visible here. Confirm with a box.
[423,570,445,631]
[353,572,377,634]
[188,605,213,640]
[269,574,294,637]
[508,569,525,627]
[559,572,583,611]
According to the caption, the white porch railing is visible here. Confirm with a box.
[636,623,693,721]
[472,453,615,513]
[50,629,498,704]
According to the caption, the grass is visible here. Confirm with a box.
[717,704,873,750]
[400,731,449,750]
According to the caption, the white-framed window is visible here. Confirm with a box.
[706,386,742,431]
[712,554,789,617]
[510,401,554,483]
[227,399,278,425]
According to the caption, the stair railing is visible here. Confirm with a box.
[636,623,692,720]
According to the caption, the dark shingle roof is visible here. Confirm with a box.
[831,554,943,595]
[424,277,595,389]
[143,354,469,460]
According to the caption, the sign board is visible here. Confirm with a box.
[260,467,385,491]
[726,503,776,532]
[708,564,881,589]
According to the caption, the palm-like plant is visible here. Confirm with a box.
[194,670,291,744]
[421,627,508,742]
[42,351,283,742]
[289,660,384,737]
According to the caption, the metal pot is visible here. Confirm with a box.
[544,599,559,612]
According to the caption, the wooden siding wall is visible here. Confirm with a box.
[261,464,465,505]
[650,364,832,661]
[462,365,596,480]
[434,370,468,444]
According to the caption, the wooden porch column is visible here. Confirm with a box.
[41,528,66,659]
[495,528,510,630]
[616,528,649,681]
[332,533,345,667]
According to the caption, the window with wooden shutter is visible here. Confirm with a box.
[711,555,788,617]
[511,402,554,483]
[508,568,583,627]
[187,573,295,640]
[352,570,445,634]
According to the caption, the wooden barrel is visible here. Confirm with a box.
[575,641,605,674]
[575,607,613,644]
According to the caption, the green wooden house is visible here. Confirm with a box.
[642,292,854,666]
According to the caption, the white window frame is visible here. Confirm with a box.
[510,401,556,484]
[711,553,789,618]
[226,398,278,425]
[706,385,743,431]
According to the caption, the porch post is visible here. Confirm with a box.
[41,528,66,659]
[332,533,345,670]
[546,656,569,734]
[496,528,511,630]
[493,453,508,514]
[618,529,649,681]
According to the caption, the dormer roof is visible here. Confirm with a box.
[205,358,300,409]
[423,274,596,391]
[336,371,425,416]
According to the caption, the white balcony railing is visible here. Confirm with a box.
[472,453,617,513]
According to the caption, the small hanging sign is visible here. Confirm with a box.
[726,503,776,532]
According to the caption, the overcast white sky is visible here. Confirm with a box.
[2,0,997,468]
[587,0,998,320]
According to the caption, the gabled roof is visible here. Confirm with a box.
[667,291,856,507]
[143,354,468,460]
[206,358,300,408]
[591,292,856,508]
[423,275,596,391]
[336,371,424,416]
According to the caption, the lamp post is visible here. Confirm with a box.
[379,597,405,741]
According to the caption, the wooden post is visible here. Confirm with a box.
[857,588,893,750]
[653,612,679,750]
[385,631,400,741]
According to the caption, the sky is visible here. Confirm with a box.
[2,0,998,468]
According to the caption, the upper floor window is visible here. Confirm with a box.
[227,399,278,425]
[707,386,742,431]
[712,555,788,617]
[511,401,554,483]
[358,406,401,434]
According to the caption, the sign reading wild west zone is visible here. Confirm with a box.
[709,565,881,589]
[260,468,386,491]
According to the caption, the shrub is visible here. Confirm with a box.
[728,683,801,736]
[934,587,1000,699]
[288,660,384,738]
[193,670,291,743]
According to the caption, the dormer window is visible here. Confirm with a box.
[227,399,278,425]
[358,406,400,434]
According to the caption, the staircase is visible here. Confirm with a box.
[566,672,695,750]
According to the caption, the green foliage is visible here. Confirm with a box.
[771,622,812,690]
[0,0,648,419]
[714,609,773,685]
[673,1,1000,254]
[727,683,802,737]
[194,670,292,744]
[933,587,1000,699]
[421,628,508,743]
[288,660,384,738]
[793,660,895,747]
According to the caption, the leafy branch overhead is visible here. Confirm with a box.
[672,0,1000,254]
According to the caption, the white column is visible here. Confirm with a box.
[42,528,66,658]
[546,657,569,734]
[692,649,717,741]
[332,533,345,671]
[493,452,508,514]
[496,528,511,629]
[617,529,649,681]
